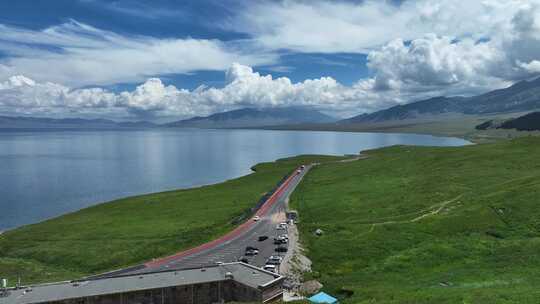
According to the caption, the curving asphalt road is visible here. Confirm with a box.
[97,164,310,278]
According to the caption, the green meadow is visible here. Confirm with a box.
[3,135,540,303]
[291,137,540,303]
[0,155,342,285]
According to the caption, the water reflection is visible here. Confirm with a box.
[0,129,469,230]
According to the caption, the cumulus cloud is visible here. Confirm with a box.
[3,1,540,119]
[0,64,392,119]
[501,4,540,78]
[229,0,531,53]
[0,21,275,87]
[367,35,507,94]
[0,75,119,116]
[214,0,540,103]
[228,0,413,53]
[362,2,540,96]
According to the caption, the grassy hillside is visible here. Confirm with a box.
[291,137,540,303]
[265,112,540,143]
[0,154,342,285]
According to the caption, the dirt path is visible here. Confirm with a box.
[337,154,368,163]
[280,198,312,301]
[363,194,463,234]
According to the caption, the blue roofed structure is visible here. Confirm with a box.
[308,291,338,304]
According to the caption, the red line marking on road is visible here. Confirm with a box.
[145,168,301,268]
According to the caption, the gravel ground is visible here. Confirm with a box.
[280,198,313,301]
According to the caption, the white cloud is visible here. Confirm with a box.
[228,0,413,53]
[121,63,379,117]
[0,64,389,119]
[362,2,540,96]
[366,35,508,94]
[501,4,540,79]
[3,1,540,119]
[0,21,275,87]
[0,75,117,115]
[518,60,540,73]
[230,0,532,53]
[214,0,540,106]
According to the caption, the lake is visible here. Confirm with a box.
[0,129,469,230]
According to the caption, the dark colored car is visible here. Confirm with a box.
[245,249,257,256]
[275,246,288,253]
[246,246,259,251]
[238,257,249,263]
[274,238,286,245]
[258,235,269,241]
[266,258,282,265]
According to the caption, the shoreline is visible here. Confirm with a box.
[0,154,345,285]
[1,130,471,233]
[0,152,347,234]
[1,166,262,234]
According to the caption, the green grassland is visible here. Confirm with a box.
[266,113,540,143]
[0,154,343,285]
[291,137,540,303]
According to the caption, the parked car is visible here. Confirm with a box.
[258,235,269,241]
[253,216,260,221]
[300,165,306,169]
[245,249,257,256]
[269,255,283,262]
[274,238,285,245]
[245,246,259,256]
[238,257,249,263]
[275,246,288,253]
[275,234,288,242]
[276,223,287,230]
[266,256,283,265]
[263,264,277,272]
[274,237,288,245]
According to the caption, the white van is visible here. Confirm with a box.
[263,264,277,272]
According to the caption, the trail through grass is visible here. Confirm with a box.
[291,138,540,303]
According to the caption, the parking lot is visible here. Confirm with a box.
[111,165,309,277]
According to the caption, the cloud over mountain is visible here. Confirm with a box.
[0,64,379,118]
[2,1,540,120]
[365,2,540,96]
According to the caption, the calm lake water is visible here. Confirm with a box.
[0,129,469,230]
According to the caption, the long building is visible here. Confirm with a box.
[0,263,284,304]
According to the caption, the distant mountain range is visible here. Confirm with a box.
[4,77,540,130]
[164,107,336,128]
[342,77,540,124]
[476,111,540,131]
[0,116,159,129]
[0,107,335,129]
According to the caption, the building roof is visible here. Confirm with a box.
[0,263,282,304]
[308,291,338,304]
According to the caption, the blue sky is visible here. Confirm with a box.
[0,0,369,90]
[0,0,539,120]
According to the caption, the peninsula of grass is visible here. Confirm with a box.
[291,137,540,303]
[0,154,343,285]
